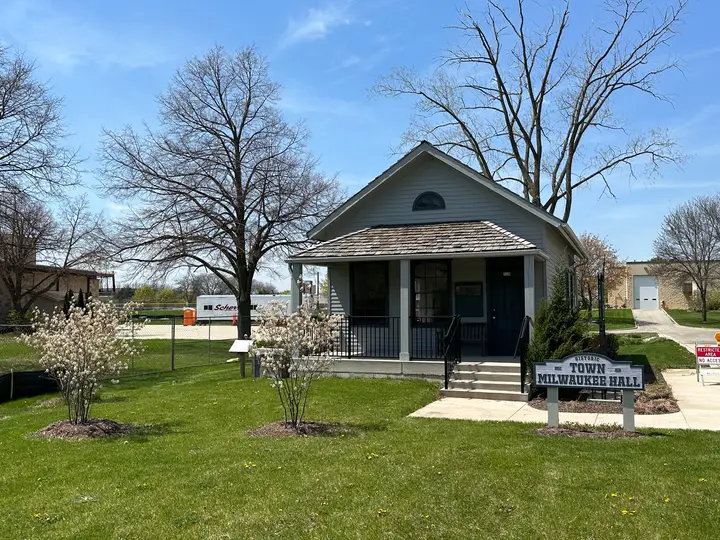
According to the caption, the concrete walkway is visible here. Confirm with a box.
[612,309,720,354]
[410,369,720,431]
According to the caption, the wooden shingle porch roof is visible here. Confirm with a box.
[288,220,542,263]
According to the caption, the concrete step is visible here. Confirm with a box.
[449,380,523,392]
[455,362,521,374]
[452,370,519,382]
[440,388,529,402]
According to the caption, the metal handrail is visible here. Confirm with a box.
[443,315,462,389]
[513,316,533,394]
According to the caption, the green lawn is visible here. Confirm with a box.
[3,365,720,539]
[616,334,696,370]
[0,335,40,373]
[666,309,720,329]
[583,308,636,330]
[133,314,235,326]
[0,338,237,376]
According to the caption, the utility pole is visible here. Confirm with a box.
[598,259,606,350]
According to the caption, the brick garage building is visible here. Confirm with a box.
[607,261,693,310]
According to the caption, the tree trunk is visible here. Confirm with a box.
[701,288,708,323]
[236,295,252,339]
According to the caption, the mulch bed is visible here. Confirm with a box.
[536,426,645,439]
[529,371,680,415]
[31,419,134,440]
[247,420,351,438]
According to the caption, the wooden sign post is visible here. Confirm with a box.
[229,339,253,378]
[534,352,645,432]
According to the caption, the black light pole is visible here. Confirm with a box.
[598,259,606,350]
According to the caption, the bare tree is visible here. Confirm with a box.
[195,273,233,296]
[251,279,278,295]
[652,195,720,322]
[0,46,79,195]
[174,270,200,303]
[100,47,342,337]
[0,191,105,316]
[577,233,623,311]
[375,0,685,221]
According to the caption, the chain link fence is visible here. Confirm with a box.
[0,317,252,383]
[123,315,247,375]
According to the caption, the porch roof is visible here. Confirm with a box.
[288,220,538,263]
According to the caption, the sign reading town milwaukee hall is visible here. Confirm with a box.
[533,353,644,390]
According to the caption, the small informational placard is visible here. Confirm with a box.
[534,353,644,390]
[533,352,644,432]
[695,344,720,385]
[229,340,253,353]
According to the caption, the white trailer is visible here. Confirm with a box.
[196,294,291,321]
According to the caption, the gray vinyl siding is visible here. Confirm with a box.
[534,258,545,315]
[544,225,573,295]
[328,263,350,315]
[315,154,546,247]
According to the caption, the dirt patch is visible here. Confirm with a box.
[536,426,645,439]
[247,420,352,438]
[32,419,134,440]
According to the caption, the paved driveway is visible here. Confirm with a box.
[613,309,720,353]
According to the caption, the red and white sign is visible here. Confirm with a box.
[696,346,720,364]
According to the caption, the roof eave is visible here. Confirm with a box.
[287,248,548,264]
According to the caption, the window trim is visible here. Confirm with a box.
[411,259,452,322]
[412,191,446,211]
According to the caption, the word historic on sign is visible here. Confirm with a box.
[533,353,644,390]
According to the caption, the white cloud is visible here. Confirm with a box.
[0,0,171,71]
[340,55,361,68]
[280,88,369,119]
[105,201,129,214]
[281,4,353,47]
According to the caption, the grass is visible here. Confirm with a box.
[582,308,636,330]
[2,365,720,539]
[0,338,237,376]
[0,335,41,373]
[666,309,720,329]
[616,333,696,370]
[134,309,185,317]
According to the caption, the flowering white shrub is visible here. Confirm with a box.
[22,299,143,424]
[251,300,341,429]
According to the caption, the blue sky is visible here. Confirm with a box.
[1,0,719,288]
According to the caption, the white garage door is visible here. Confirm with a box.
[633,276,658,310]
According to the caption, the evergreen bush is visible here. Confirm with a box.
[526,268,589,371]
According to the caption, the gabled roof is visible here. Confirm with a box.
[310,141,585,259]
[289,220,540,263]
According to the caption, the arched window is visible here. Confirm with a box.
[412,191,445,211]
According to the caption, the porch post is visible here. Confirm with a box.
[399,259,411,361]
[289,263,302,312]
[523,255,535,335]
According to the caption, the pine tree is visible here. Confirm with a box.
[63,289,74,318]
[76,290,85,311]
[527,268,589,365]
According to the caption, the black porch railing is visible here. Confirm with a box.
[329,316,487,361]
[332,316,401,358]
[443,316,462,389]
[411,316,454,359]
[513,315,532,393]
